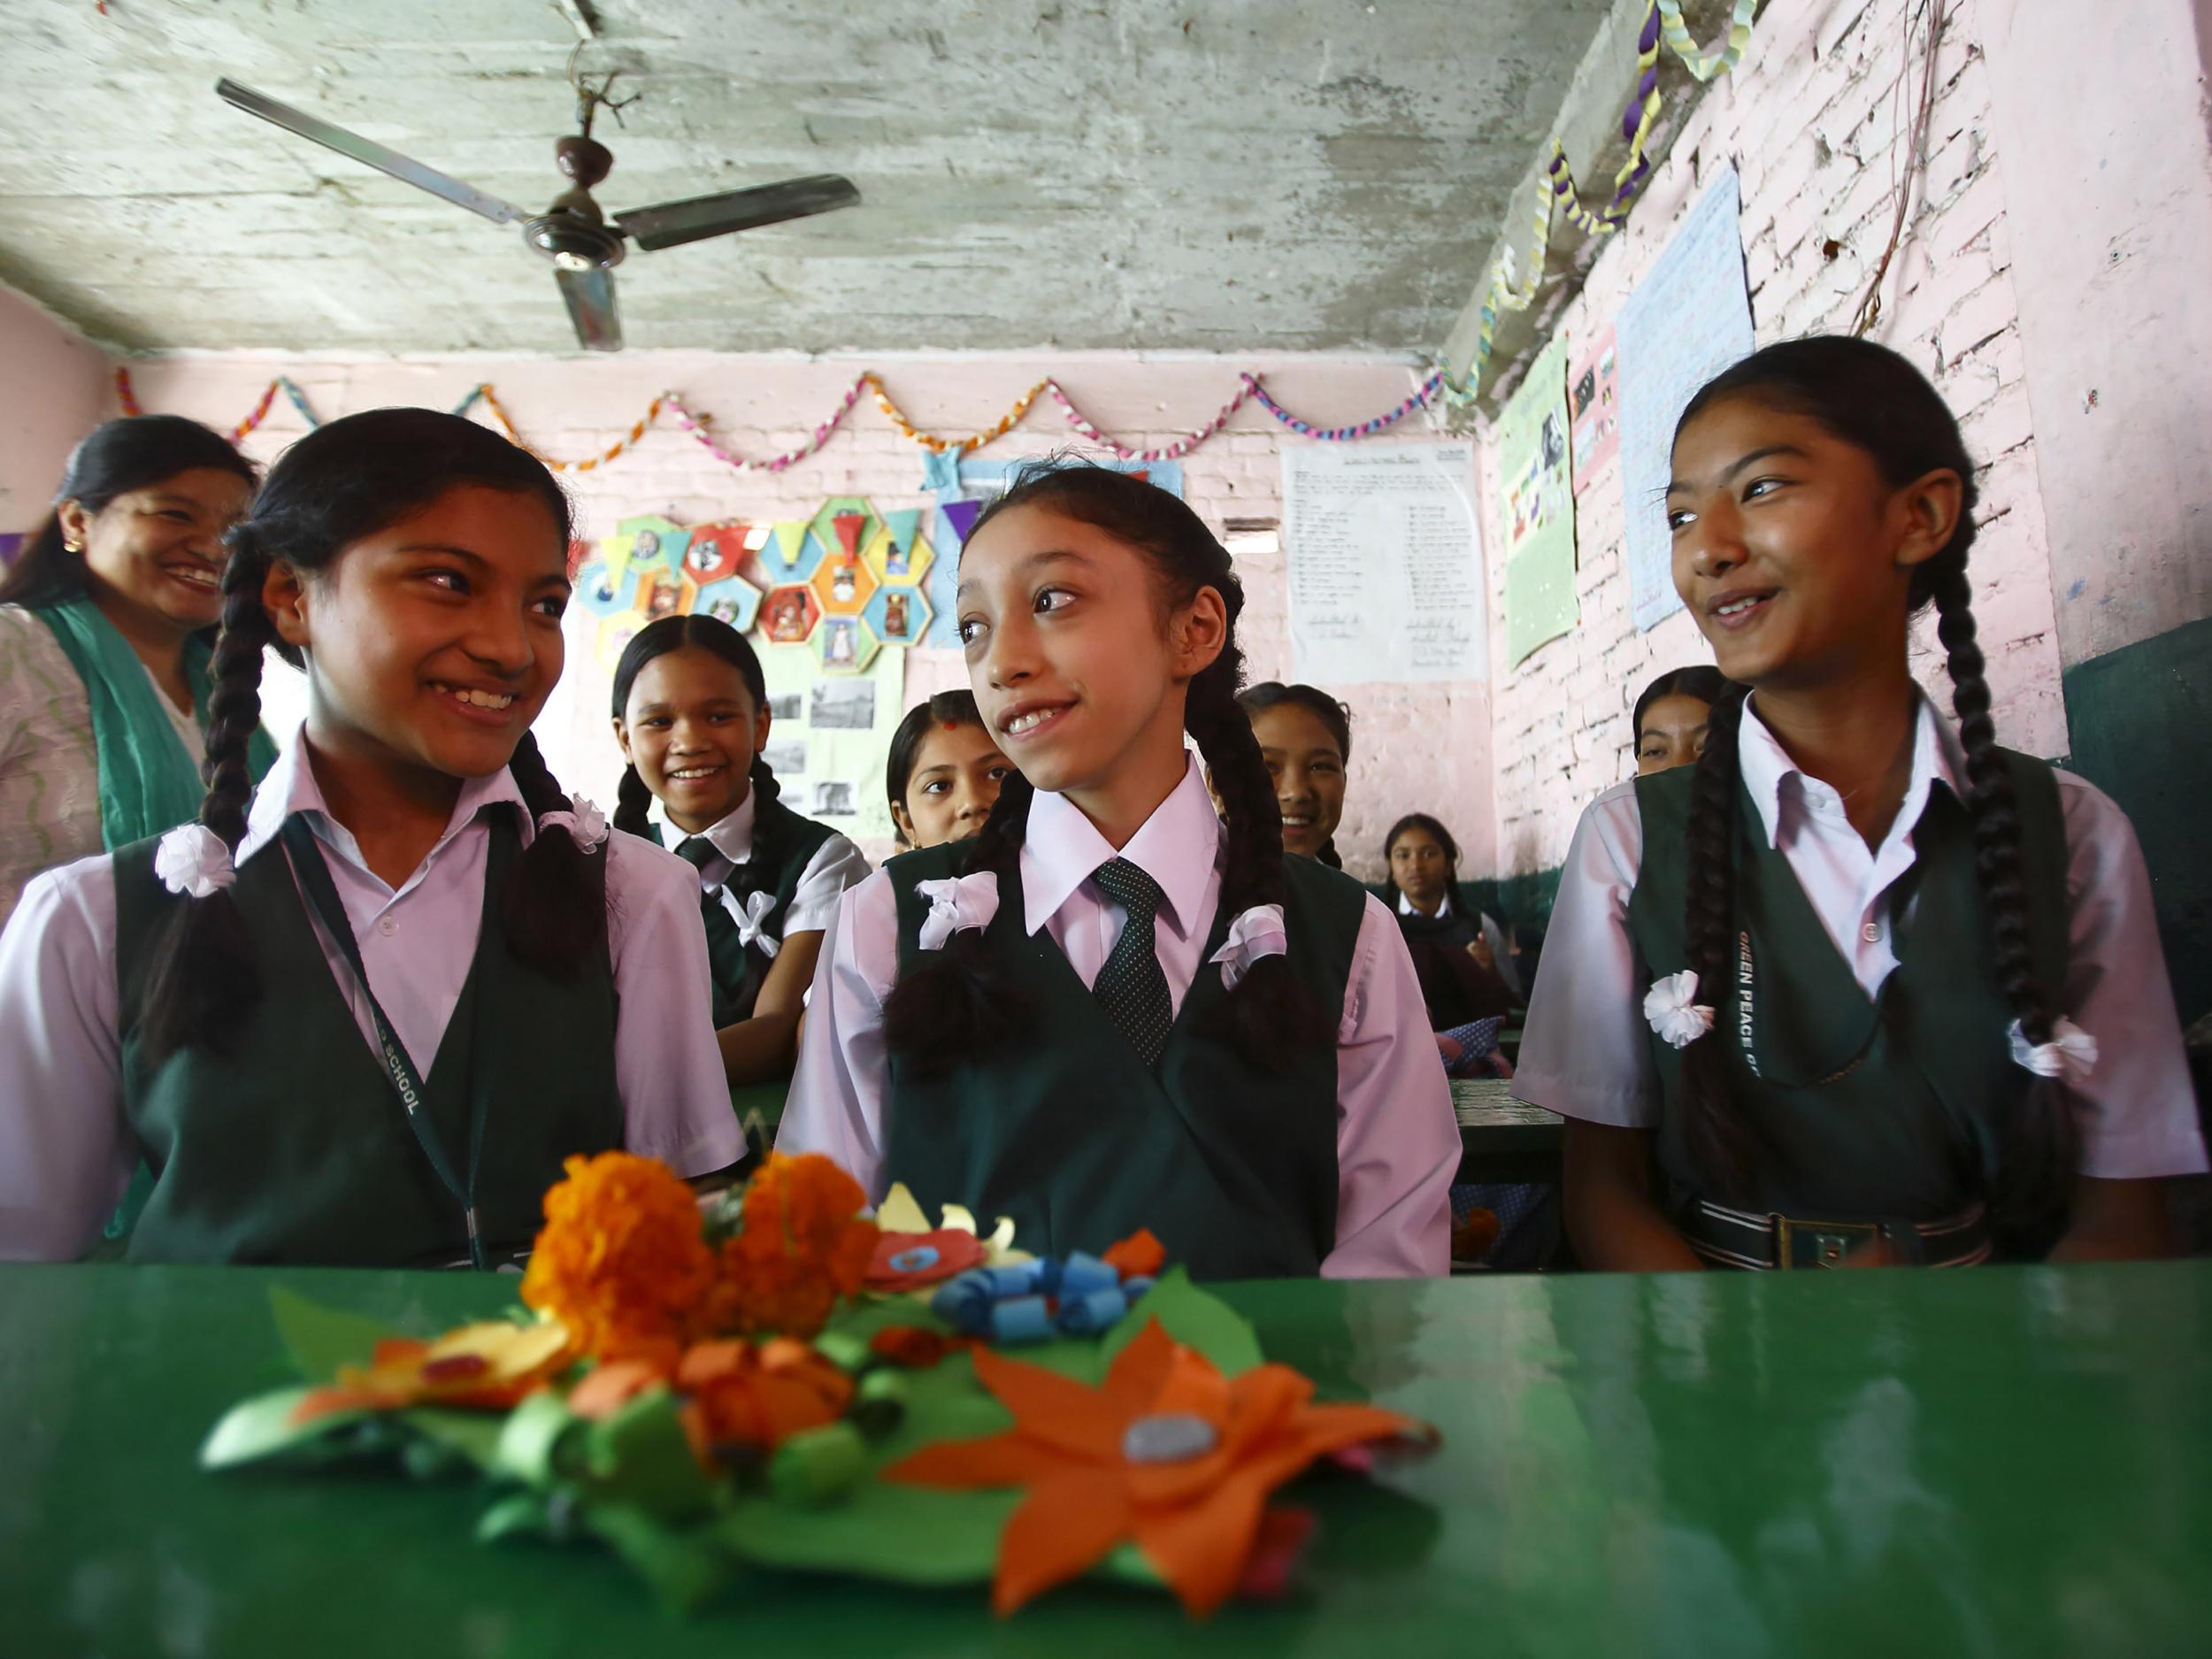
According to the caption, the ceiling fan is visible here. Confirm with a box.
[214,71,859,352]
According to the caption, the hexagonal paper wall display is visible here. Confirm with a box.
[862,580,930,649]
[863,513,933,589]
[596,611,648,672]
[811,614,879,676]
[632,565,697,625]
[614,515,690,577]
[680,523,749,586]
[575,560,640,618]
[694,573,763,634]
[759,583,820,647]
[809,495,883,567]
[757,522,825,586]
[810,549,877,618]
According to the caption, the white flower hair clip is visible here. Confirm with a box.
[1209,903,1287,991]
[2008,1018,2098,1082]
[726,888,781,957]
[155,823,237,900]
[916,872,999,951]
[1643,969,1716,1049]
[536,793,609,853]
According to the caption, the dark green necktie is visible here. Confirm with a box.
[675,835,750,1018]
[1090,857,1173,1068]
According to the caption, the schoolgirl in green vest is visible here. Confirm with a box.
[1517,337,2205,1269]
[886,689,1011,851]
[779,463,1458,1279]
[0,415,276,931]
[609,614,870,1095]
[0,409,741,1265]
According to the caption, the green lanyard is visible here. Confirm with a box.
[280,816,490,1271]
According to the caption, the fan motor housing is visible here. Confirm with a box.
[525,210,626,272]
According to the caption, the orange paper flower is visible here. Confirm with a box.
[1101,1227,1167,1280]
[710,1153,878,1338]
[885,1319,1428,1617]
[521,1152,718,1369]
[289,1321,574,1426]
[675,1337,855,1458]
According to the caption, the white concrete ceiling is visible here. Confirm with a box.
[0,0,1610,356]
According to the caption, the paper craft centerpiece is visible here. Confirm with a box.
[204,1152,1437,1619]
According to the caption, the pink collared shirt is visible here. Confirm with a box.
[778,754,1458,1277]
[1515,697,2208,1179]
[0,726,744,1263]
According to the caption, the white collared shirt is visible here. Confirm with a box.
[648,787,870,939]
[1397,888,1454,920]
[0,725,745,1262]
[778,754,1460,1278]
[1515,697,2207,1179]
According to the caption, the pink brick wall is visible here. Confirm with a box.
[1482,0,2070,882]
[0,286,108,536]
[117,353,1481,872]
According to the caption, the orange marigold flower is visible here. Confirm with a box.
[520,1152,717,1368]
[710,1153,878,1339]
[675,1337,855,1458]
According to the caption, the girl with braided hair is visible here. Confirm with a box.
[1517,336,2203,1271]
[0,408,741,1265]
[609,614,869,1093]
[780,463,1456,1278]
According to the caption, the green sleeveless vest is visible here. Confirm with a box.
[879,843,1367,1280]
[653,789,837,1026]
[1626,750,2070,1222]
[111,810,623,1266]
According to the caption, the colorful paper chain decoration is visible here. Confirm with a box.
[1244,370,1444,441]
[1434,0,1761,404]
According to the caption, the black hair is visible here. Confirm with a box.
[1667,335,2076,1233]
[881,460,1319,1074]
[608,613,791,902]
[1632,664,1732,749]
[1380,811,1461,907]
[1238,681,1354,869]
[136,407,600,1063]
[0,415,259,609]
[886,690,989,848]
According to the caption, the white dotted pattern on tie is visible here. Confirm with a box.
[1090,858,1173,1067]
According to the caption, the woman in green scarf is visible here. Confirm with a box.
[0,415,274,930]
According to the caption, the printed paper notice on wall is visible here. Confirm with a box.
[1498,335,1578,666]
[1569,326,1620,496]
[757,643,905,843]
[1283,441,1486,687]
[1616,164,1755,630]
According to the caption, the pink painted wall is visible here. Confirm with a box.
[1481,0,2073,881]
[0,282,109,536]
[119,353,1486,872]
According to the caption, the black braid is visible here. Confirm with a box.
[1928,556,2077,1236]
[613,763,655,839]
[1673,682,1758,1199]
[1186,657,1325,1070]
[733,757,784,900]
[503,731,608,978]
[136,528,275,1062]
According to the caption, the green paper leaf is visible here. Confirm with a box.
[584,1500,740,1616]
[495,1392,580,1488]
[582,1389,716,1524]
[403,1407,511,1474]
[200,1387,374,1470]
[713,1481,1018,1586]
[476,1490,558,1545]
[268,1287,403,1381]
[1098,1267,1263,1378]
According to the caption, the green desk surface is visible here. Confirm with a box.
[7,1262,2212,1656]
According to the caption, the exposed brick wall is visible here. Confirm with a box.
[1483,0,2067,885]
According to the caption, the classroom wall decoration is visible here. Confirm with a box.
[1615,163,1755,631]
[1498,336,1579,667]
[757,645,905,843]
[572,503,937,677]
[1569,327,1620,495]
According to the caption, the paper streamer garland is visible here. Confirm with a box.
[1245,370,1443,440]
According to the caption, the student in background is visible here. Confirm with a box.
[1234,681,1352,868]
[1381,812,1517,1027]
[1632,664,1731,775]
[1520,336,2204,1270]
[611,615,869,1095]
[0,417,275,929]
[887,690,1012,850]
[782,464,1455,1278]
[0,409,740,1265]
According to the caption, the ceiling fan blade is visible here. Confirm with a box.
[556,265,623,352]
[216,78,528,227]
[612,174,860,252]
